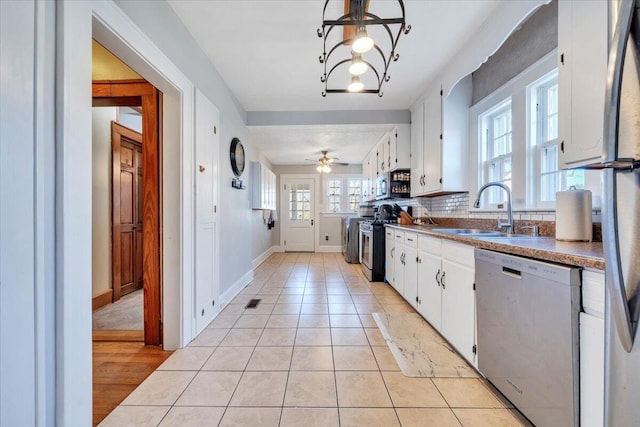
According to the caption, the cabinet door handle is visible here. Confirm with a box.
[391,247,394,258]
[435,269,441,286]
[441,271,446,289]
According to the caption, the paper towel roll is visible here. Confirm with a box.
[556,189,593,241]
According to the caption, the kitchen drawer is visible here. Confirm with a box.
[582,270,605,318]
[442,241,474,268]
[404,232,417,248]
[394,230,404,242]
[385,227,394,238]
[418,234,441,256]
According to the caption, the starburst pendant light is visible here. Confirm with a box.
[318,0,411,96]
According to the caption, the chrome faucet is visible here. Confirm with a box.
[474,182,514,234]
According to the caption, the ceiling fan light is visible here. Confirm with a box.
[349,53,368,76]
[347,75,364,92]
[316,165,323,173]
[323,165,331,173]
[352,27,374,53]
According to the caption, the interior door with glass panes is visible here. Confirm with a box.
[281,177,315,252]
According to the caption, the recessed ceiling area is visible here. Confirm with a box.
[248,124,395,165]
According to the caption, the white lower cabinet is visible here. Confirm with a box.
[579,270,605,427]
[392,230,477,366]
[417,236,442,331]
[403,234,418,309]
[392,231,419,303]
[384,227,395,286]
[440,244,476,365]
[393,230,405,295]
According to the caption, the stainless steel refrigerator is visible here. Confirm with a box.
[602,1,640,426]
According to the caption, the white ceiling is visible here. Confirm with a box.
[167,0,505,164]
[248,123,395,165]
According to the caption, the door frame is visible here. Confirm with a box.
[279,174,320,252]
[57,2,197,424]
[93,80,162,346]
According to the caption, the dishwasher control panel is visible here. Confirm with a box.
[474,248,580,284]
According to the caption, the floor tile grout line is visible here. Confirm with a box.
[215,257,282,425]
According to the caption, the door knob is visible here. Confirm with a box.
[199,165,205,172]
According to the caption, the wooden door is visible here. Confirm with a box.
[112,122,143,299]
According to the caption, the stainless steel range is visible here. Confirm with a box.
[359,220,396,281]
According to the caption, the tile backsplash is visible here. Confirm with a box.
[411,193,602,223]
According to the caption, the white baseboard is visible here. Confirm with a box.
[317,245,342,253]
[271,245,283,253]
[251,245,277,269]
[219,269,254,310]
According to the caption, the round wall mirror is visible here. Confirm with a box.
[230,137,245,177]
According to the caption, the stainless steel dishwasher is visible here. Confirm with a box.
[475,249,581,427]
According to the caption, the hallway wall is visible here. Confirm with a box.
[114,0,274,295]
[92,107,117,298]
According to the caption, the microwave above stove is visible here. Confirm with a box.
[375,169,411,200]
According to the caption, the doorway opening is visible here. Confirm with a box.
[91,40,169,426]
[91,77,162,346]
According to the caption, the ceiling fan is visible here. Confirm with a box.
[305,150,348,173]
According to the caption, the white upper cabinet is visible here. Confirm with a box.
[388,124,411,172]
[558,0,608,168]
[362,124,411,201]
[377,133,388,174]
[423,86,443,193]
[251,161,276,210]
[410,102,425,196]
[411,75,471,197]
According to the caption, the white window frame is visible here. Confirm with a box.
[326,177,342,213]
[479,99,512,205]
[321,174,362,214]
[528,70,585,208]
[469,50,561,211]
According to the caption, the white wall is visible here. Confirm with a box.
[92,107,116,297]
[114,0,274,294]
[1,1,56,425]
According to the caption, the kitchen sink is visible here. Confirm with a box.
[432,228,531,238]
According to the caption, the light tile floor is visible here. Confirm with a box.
[100,252,531,427]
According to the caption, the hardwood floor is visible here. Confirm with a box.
[93,341,172,426]
[93,330,145,342]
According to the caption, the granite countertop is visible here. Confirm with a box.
[386,224,605,271]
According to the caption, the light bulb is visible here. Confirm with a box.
[352,27,374,53]
[347,75,364,92]
[316,165,322,172]
[323,165,331,173]
[349,53,368,76]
